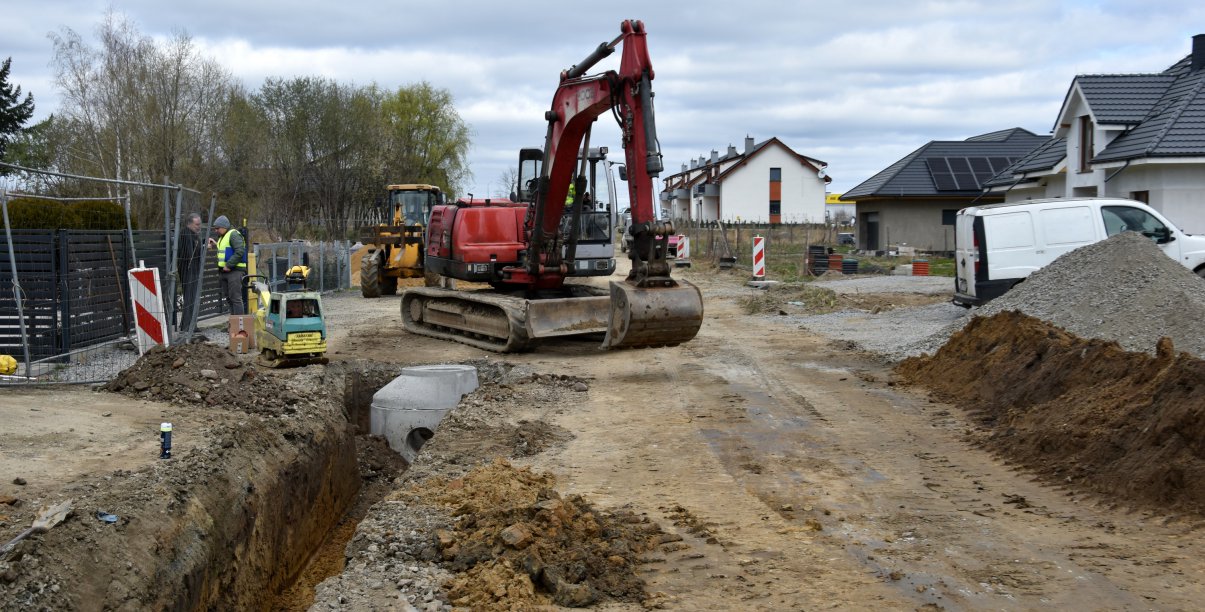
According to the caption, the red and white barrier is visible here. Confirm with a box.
[752,235,765,279]
[128,262,170,354]
[674,234,691,267]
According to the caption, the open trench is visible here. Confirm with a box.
[255,368,411,611]
[105,366,407,612]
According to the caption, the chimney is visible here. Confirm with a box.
[681,163,687,172]
[727,144,737,157]
[1195,34,1205,72]
[710,150,719,164]
[744,136,755,154]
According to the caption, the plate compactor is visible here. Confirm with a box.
[247,266,329,368]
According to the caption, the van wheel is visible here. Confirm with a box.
[1195,266,1205,280]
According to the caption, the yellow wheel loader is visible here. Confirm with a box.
[357,184,446,297]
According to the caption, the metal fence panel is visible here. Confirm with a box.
[0,230,58,360]
[61,231,133,349]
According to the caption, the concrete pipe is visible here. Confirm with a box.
[369,364,479,463]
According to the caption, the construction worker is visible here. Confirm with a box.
[177,212,204,332]
[209,215,247,315]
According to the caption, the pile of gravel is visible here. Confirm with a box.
[798,232,1205,361]
[902,232,1205,359]
[973,231,1205,357]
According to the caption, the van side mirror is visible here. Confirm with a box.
[1153,227,1175,244]
[617,165,628,181]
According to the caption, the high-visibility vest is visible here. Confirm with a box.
[216,230,246,269]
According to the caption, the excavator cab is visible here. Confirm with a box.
[517,146,619,278]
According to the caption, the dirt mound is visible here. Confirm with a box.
[396,458,667,610]
[978,231,1205,358]
[897,311,1205,515]
[103,342,306,414]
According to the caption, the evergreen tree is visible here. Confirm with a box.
[0,57,36,160]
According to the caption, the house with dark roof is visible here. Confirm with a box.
[660,136,830,224]
[985,33,1205,234]
[839,128,1049,253]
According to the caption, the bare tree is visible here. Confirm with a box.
[49,13,239,226]
[495,166,519,199]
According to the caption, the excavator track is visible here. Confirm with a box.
[401,279,704,352]
[401,286,612,352]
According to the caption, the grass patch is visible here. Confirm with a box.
[740,283,839,315]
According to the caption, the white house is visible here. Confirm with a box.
[985,33,1205,234]
[660,136,830,224]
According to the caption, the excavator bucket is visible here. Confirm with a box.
[603,280,704,349]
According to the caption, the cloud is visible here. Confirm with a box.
[8,0,1205,200]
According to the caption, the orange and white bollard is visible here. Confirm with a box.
[752,235,765,279]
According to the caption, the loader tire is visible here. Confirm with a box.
[361,252,382,298]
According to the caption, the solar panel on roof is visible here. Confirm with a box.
[966,157,1000,187]
[925,158,961,191]
[947,158,972,174]
[953,171,977,190]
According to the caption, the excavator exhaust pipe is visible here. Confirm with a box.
[603,280,703,349]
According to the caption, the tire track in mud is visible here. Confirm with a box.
[527,339,901,609]
[690,311,1205,610]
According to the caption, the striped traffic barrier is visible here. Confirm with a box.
[128,261,170,354]
[752,235,765,279]
[674,234,691,267]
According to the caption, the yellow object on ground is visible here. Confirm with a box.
[0,354,16,375]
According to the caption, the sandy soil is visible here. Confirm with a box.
[5,259,1205,610]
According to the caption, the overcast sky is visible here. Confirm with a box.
[6,1,1205,201]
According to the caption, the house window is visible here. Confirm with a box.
[941,209,958,225]
[1078,115,1094,173]
[770,167,781,182]
[770,200,781,215]
[1130,190,1150,204]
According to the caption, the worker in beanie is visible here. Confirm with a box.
[209,215,247,315]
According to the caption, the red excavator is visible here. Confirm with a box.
[401,19,702,351]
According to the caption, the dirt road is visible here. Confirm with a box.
[323,266,1205,610]
[4,258,1204,610]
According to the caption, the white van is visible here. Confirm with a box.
[953,197,1205,306]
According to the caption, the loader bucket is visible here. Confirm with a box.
[603,280,704,349]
